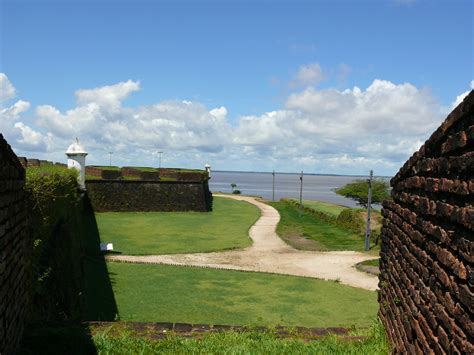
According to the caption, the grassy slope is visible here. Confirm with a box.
[95,197,260,255]
[108,263,378,328]
[270,201,367,251]
[297,199,348,216]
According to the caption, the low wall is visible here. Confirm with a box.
[86,180,213,212]
[0,135,29,354]
[379,91,473,353]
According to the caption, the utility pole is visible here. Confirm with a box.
[365,170,373,251]
[299,171,304,208]
[272,170,275,202]
[108,152,113,166]
[157,151,163,169]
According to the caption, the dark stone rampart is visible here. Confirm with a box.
[379,91,473,353]
[85,180,213,212]
[0,135,29,354]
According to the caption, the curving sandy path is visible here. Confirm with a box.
[107,194,379,291]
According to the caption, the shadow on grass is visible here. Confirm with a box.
[81,194,119,321]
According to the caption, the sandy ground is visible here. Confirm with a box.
[107,194,379,291]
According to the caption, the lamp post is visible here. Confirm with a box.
[108,151,113,166]
[365,170,373,251]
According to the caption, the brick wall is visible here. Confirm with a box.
[85,180,213,212]
[0,135,29,354]
[379,91,473,353]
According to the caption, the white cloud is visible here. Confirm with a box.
[233,79,444,174]
[291,63,324,87]
[34,80,231,158]
[0,73,16,103]
[13,122,48,151]
[0,73,49,152]
[1,73,467,175]
[451,80,474,109]
[75,79,140,112]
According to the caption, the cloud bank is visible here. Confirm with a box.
[1,72,469,175]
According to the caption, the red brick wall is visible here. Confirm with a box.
[379,91,473,353]
[0,135,29,355]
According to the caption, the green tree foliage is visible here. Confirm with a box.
[334,179,391,208]
[230,183,241,194]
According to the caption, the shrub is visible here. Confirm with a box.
[336,209,365,234]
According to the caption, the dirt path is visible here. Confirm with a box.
[107,194,379,291]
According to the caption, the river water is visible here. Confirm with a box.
[209,171,378,208]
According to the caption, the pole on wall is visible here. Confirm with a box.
[299,171,304,208]
[272,170,275,202]
[365,170,373,251]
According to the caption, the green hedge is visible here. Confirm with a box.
[25,165,85,322]
[282,199,364,235]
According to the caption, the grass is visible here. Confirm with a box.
[107,262,378,328]
[360,259,380,267]
[26,163,77,179]
[295,199,348,216]
[95,196,260,255]
[20,321,389,354]
[131,166,158,172]
[270,200,371,252]
[93,322,389,354]
[92,165,121,171]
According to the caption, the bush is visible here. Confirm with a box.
[232,190,241,194]
[336,209,365,234]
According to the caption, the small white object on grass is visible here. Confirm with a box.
[100,243,114,251]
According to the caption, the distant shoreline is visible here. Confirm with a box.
[213,170,392,179]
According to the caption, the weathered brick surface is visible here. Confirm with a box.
[0,135,28,355]
[379,91,474,353]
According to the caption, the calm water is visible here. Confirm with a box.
[209,171,373,208]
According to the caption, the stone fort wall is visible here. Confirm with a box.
[379,91,473,353]
[85,179,213,212]
[0,135,29,354]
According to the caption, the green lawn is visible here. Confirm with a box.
[107,262,378,328]
[295,199,348,216]
[95,196,260,255]
[270,201,369,252]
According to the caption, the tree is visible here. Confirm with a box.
[230,183,241,194]
[334,179,391,207]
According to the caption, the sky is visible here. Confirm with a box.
[1,0,473,176]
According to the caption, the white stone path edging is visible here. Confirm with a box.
[107,194,379,291]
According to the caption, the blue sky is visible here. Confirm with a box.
[1,0,473,175]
